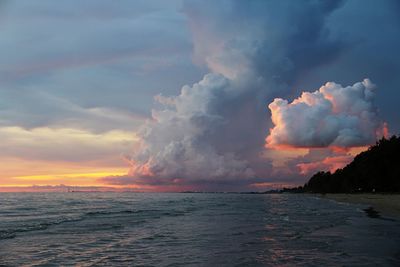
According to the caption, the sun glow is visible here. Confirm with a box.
[13,171,127,182]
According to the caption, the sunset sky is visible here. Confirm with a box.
[1,0,399,191]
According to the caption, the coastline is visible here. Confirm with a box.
[317,193,400,219]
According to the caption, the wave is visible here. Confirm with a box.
[0,213,92,240]
[0,208,188,240]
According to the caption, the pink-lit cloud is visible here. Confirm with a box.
[297,155,353,175]
[266,79,386,149]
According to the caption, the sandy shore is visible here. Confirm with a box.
[319,194,400,219]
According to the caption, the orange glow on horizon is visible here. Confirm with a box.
[0,157,128,187]
[0,157,198,192]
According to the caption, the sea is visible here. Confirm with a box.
[0,193,399,266]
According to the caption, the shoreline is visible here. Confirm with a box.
[316,193,400,219]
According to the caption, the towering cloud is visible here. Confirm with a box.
[266,79,384,148]
[103,0,387,188]
[126,73,254,182]
[184,0,345,84]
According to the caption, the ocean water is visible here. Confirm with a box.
[0,193,399,266]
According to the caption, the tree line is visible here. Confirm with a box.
[283,135,400,193]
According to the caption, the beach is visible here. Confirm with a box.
[321,194,400,219]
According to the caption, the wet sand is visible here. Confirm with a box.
[320,194,400,219]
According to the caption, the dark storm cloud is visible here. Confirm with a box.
[104,0,353,186]
[183,0,346,88]
[295,0,400,133]
[104,0,400,188]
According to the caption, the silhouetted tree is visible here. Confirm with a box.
[303,135,400,193]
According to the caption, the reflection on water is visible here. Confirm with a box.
[0,193,399,266]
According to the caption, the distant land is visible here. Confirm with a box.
[283,135,400,194]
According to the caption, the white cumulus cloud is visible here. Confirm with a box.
[126,73,255,182]
[267,79,384,148]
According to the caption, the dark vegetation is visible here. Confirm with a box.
[284,135,400,193]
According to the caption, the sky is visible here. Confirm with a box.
[0,0,399,192]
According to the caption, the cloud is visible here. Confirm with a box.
[0,126,138,163]
[297,155,353,175]
[266,79,384,148]
[103,0,362,187]
[124,73,255,182]
[2,1,397,190]
[183,0,345,85]
[0,90,148,132]
[0,0,201,133]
